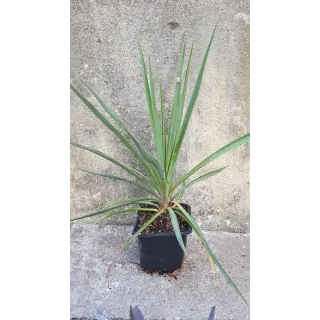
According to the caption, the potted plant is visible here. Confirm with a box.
[71,23,250,305]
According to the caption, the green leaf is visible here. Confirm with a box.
[81,80,165,188]
[138,39,154,136]
[102,197,159,210]
[93,207,158,225]
[71,85,146,166]
[175,203,249,306]
[172,133,250,192]
[179,42,194,127]
[135,44,166,188]
[173,167,227,198]
[70,197,157,221]
[138,40,164,173]
[159,82,166,167]
[71,83,163,190]
[148,55,163,163]
[169,22,220,174]
[70,141,157,190]
[166,37,186,173]
[168,207,187,255]
[79,169,159,198]
[121,211,163,251]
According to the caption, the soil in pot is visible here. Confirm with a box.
[136,203,189,234]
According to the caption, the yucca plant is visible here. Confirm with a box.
[71,23,250,305]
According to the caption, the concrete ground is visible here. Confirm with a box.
[71,224,249,320]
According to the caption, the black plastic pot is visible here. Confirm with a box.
[132,203,192,272]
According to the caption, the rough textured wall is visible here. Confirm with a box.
[70,0,250,232]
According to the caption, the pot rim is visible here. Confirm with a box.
[132,202,193,237]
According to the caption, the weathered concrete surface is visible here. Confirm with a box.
[70,224,250,320]
[70,0,250,232]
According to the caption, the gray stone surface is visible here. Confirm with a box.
[70,224,250,320]
[70,0,250,232]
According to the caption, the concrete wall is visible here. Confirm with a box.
[70,0,250,232]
